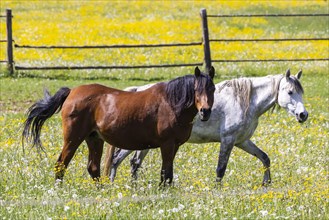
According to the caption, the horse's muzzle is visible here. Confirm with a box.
[297,111,308,123]
[199,108,211,121]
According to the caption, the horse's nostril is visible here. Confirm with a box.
[199,108,211,121]
[300,112,308,120]
[297,112,308,122]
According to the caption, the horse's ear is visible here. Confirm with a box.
[194,66,201,77]
[209,66,215,79]
[285,69,291,80]
[296,70,302,80]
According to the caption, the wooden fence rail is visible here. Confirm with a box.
[207,13,329,17]
[14,42,202,49]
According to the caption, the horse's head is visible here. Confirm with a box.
[278,69,308,123]
[194,66,216,121]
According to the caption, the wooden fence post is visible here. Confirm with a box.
[200,8,211,74]
[6,9,14,75]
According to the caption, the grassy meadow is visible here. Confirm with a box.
[0,1,328,219]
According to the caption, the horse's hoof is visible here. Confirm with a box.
[215,178,223,189]
[215,177,222,183]
[262,180,271,187]
[131,173,138,180]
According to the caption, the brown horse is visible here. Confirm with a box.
[22,67,215,185]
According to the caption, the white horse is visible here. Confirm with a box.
[104,69,308,185]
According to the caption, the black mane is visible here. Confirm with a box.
[165,73,213,114]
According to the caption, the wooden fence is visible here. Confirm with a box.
[1,8,329,75]
[0,9,13,74]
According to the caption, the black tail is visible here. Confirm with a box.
[22,87,71,150]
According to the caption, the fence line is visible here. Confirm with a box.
[15,62,204,70]
[212,58,329,63]
[209,38,329,42]
[2,8,329,75]
[14,42,202,49]
[202,9,329,66]
[207,13,329,18]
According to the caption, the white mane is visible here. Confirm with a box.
[217,75,283,116]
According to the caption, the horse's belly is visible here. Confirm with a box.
[189,122,220,143]
[118,143,159,151]
[102,132,159,150]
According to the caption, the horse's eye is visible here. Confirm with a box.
[288,90,293,95]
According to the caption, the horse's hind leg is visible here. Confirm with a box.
[55,113,94,182]
[85,133,104,181]
[109,148,133,182]
[130,149,150,180]
[103,144,115,178]
[237,140,271,186]
[55,131,85,181]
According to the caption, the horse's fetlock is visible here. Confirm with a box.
[54,162,66,180]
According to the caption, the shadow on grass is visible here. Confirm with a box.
[14,71,167,82]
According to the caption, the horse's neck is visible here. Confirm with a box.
[251,75,282,116]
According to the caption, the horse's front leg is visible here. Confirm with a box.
[237,140,271,186]
[159,143,179,186]
[216,137,235,184]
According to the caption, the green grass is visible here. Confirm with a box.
[1,69,328,219]
[0,1,328,219]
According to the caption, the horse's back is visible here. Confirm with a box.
[60,82,174,149]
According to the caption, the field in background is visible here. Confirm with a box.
[0,1,328,79]
[0,1,328,219]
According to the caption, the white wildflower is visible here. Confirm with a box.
[260,210,268,216]
[47,188,55,196]
[178,203,185,211]
[172,207,179,213]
